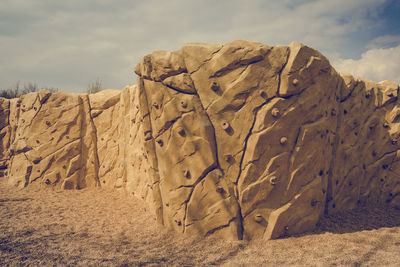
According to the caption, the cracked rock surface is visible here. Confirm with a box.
[1,40,400,240]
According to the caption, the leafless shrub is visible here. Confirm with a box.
[87,78,102,94]
[0,82,59,99]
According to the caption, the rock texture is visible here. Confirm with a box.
[1,40,400,240]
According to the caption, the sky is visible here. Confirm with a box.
[1,0,400,93]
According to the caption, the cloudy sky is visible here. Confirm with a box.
[1,0,399,93]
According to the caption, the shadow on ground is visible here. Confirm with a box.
[315,206,400,235]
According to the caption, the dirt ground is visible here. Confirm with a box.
[1,179,400,266]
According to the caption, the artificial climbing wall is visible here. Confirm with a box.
[1,40,400,240]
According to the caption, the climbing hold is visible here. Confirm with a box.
[280,137,288,145]
[211,81,220,92]
[156,139,163,147]
[183,169,191,179]
[177,127,186,137]
[221,121,230,131]
[383,122,389,128]
[180,100,188,109]
[260,91,268,99]
[270,176,278,185]
[224,154,234,163]
[45,121,51,127]
[311,199,318,207]
[292,79,299,86]
[152,102,159,109]
[254,214,263,223]
[216,186,225,194]
[271,107,280,117]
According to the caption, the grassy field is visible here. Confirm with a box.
[1,179,400,266]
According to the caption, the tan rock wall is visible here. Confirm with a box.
[134,40,400,240]
[329,76,400,211]
[1,40,400,240]
[6,91,95,189]
[0,87,153,198]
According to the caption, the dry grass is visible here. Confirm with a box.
[1,179,399,266]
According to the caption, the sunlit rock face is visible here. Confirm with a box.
[1,40,400,240]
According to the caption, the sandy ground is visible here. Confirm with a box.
[1,179,400,266]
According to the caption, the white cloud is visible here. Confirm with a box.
[367,34,400,49]
[333,45,400,83]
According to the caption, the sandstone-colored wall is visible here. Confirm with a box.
[330,76,400,211]
[4,91,99,189]
[1,40,400,240]
[0,87,152,199]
